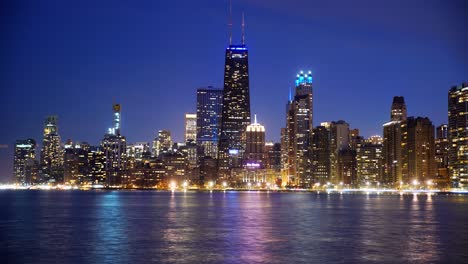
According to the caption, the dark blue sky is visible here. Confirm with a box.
[1,0,467,181]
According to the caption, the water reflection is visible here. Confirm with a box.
[1,191,467,264]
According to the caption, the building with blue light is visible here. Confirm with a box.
[218,39,251,180]
[285,71,314,187]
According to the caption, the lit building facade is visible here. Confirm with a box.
[14,139,37,185]
[243,115,266,184]
[401,117,436,183]
[63,141,90,185]
[196,87,223,159]
[356,139,383,186]
[153,130,172,158]
[448,83,468,188]
[185,113,197,142]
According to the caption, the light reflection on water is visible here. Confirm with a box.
[1,191,468,263]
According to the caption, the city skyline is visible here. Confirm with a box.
[1,0,467,180]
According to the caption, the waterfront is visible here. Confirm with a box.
[1,191,468,264]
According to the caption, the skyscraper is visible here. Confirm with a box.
[285,71,314,187]
[102,104,127,186]
[448,83,468,188]
[400,117,436,183]
[196,87,223,159]
[184,113,197,142]
[40,116,63,183]
[218,16,251,180]
[382,96,407,186]
[14,139,37,185]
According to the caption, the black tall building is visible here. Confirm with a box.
[218,17,251,180]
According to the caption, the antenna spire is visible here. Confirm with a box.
[228,0,232,45]
[254,114,257,124]
[241,12,245,45]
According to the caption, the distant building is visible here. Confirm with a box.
[382,96,407,186]
[285,71,314,187]
[356,139,383,186]
[312,125,331,184]
[153,130,172,158]
[40,116,63,183]
[401,117,436,184]
[185,113,197,142]
[338,148,357,185]
[87,146,106,184]
[102,104,127,186]
[435,124,449,187]
[14,139,37,185]
[162,151,188,185]
[63,141,90,185]
[329,120,350,184]
[448,83,468,188]
[196,87,223,159]
[243,115,266,184]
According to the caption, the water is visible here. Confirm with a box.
[1,191,467,264]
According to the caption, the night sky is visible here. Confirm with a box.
[1,0,467,181]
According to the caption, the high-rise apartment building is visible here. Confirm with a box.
[184,113,197,142]
[400,117,436,183]
[382,96,407,185]
[196,87,223,159]
[329,120,350,184]
[14,139,37,185]
[448,83,468,188]
[356,138,383,186]
[435,125,449,184]
[40,116,63,183]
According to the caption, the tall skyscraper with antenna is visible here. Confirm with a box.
[218,4,251,181]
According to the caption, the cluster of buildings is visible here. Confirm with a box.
[12,20,467,190]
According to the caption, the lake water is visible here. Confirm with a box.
[1,190,467,263]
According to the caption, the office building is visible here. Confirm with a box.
[185,113,197,142]
[196,87,223,159]
[285,71,314,187]
[218,19,251,179]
